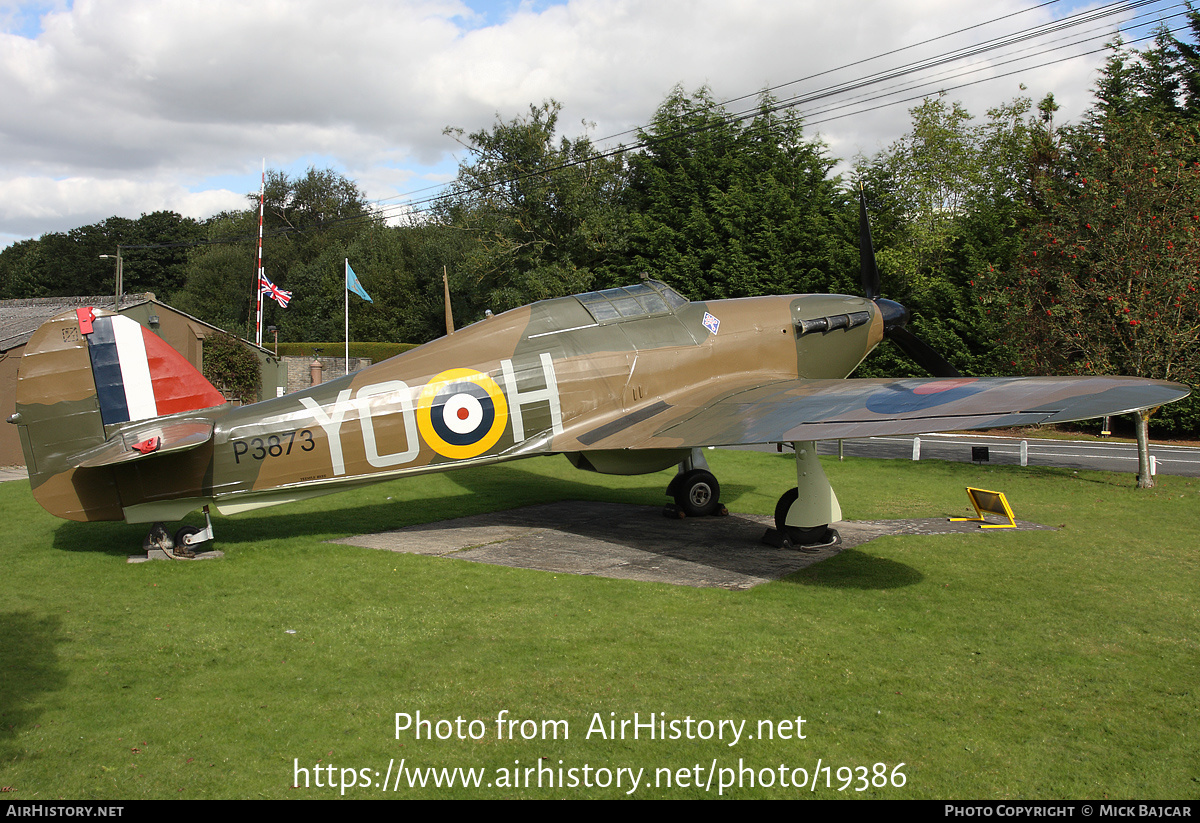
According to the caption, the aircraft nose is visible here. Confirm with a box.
[877,298,909,333]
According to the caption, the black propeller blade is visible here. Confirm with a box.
[859,188,880,300]
[858,186,961,379]
[888,326,961,379]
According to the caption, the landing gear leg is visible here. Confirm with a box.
[765,441,841,550]
[665,448,727,518]
[170,506,215,558]
[140,507,215,559]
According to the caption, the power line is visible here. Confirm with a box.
[369,0,1179,223]
[119,0,1195,249]
[590,0,1074,146]
[364,0,1113,213]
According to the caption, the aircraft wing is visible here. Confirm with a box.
[621,375,1191,448]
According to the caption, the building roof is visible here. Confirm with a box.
[0,294,274,356]
[0,294,155,352]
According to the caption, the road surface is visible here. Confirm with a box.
[807,433,1200,477]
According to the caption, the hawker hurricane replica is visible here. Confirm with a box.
[10,198,1189,553]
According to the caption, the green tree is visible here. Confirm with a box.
[436,100,626,315]
[172,168,375,340]
[367,223,474,343]
[991,115,1200,424]
[0,211,201,301]
[260,168,371,248]
[1094,38,1139,122]
[0,239,49,299]
[1092,20,1200,126]
[201,331,261,403]
[608,86,853,300]
[255,167,375,316]
[992,114,1200,476]
[984,16,1200,443]
[1132,27,1184,120]
[867,96,982,280]
[121,211,204,295]
[855,94,1038,377]
[170,211,259,337]
[1171,4,1200,116]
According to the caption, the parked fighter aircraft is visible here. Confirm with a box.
[10,198,1190,554]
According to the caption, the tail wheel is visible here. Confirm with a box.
[774,488,829,545]
[171,526,203,558]
[674,469,721,517]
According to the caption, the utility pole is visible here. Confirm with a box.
[99,246,123,309]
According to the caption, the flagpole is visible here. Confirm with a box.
[255,160,265,346]
[344,258,350,376]
[443,265,455,335]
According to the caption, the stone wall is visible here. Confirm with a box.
[282,355,372,394]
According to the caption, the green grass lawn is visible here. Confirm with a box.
[1,450,1197,799]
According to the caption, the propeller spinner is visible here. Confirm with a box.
[858,187,960,379]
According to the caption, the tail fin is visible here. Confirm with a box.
[13,308,226,521]
[77,308,226,425]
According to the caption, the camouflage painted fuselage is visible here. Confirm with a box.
[16,285,882,523]
[16,279,1189,525]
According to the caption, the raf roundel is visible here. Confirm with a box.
[417,368,510,459]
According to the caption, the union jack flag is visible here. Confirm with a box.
[258,270,292,308]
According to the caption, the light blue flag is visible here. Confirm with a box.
[346,261,372,303]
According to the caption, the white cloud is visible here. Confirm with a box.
[0,0,1156,244]
[0,175,244,236]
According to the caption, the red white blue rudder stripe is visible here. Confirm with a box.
[83,312,227,426]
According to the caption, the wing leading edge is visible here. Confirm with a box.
[636,376,1191,448]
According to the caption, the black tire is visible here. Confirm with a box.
[673,469,721,517]
[773,488,829,545]
[173,526,203,552]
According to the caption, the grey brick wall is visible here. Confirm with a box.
[282,356,372,393]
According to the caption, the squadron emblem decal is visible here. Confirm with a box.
[417,368,510,459]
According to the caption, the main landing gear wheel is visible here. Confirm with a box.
[774,488,839,548]
[673,469,722,517]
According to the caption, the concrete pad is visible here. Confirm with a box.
[0,466,28,483]
[330,501,1054,590]
[128,548,225,563]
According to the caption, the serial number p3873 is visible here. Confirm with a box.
[231,430,315,463]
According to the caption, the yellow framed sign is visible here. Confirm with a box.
[951,487,1017,529]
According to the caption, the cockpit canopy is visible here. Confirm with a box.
[574,280,689,324]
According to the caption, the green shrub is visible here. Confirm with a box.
[275,341,421,361]
[203,332,261,402]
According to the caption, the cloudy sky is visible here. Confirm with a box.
[0,0,1184,247]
